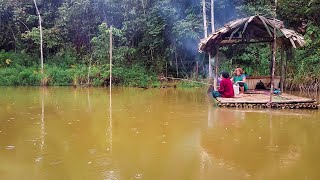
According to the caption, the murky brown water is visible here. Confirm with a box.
[0,87,319,180]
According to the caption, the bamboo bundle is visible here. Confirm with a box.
[217,102,318,109]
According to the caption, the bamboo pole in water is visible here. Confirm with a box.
[110,26,113,94]
[87,55,92,86]
[269,0,277,104]
[109,26,113,152]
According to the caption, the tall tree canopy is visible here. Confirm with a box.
[0,0,319,89]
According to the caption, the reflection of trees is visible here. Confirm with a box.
[104,88,204,179]
[35,87,46,178]
[103,87,120,180]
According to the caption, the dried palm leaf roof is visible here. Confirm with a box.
[198,15,306,53]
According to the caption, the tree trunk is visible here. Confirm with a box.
[210,0,214,33]
[202,0,208,38]
[210,0,216,89]
[141,0,147,14]
[174,42,179,77]
[202,0,213,85]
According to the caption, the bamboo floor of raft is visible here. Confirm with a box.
[216,90,319,109]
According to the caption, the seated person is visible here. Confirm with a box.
[231,67,248,94]
[212,72,234,98]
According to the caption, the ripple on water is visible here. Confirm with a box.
[49,160,62,165]
[134,173,143,179]
[35,156,43,162]
[6,145,15,150]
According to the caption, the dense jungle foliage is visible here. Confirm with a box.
[0,0,319,89]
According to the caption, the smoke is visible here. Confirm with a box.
[213,0,243,29]
[152,0,243,76]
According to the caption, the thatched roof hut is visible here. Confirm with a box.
[199,15,308,104]
[198,15,305,55]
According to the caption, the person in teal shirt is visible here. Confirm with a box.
[231,67,248,94]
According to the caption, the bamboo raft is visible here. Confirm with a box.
[216,90,319,109]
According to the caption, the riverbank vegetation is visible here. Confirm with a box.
[0,0,319,90]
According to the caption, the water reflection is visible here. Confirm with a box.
[108,87,113,153]
[202,106,320,179]
[40,87,45,151]
[35,88,46,165]
[0,87,319,180]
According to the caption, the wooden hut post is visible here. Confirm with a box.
[284,48,289,90]
[280,43,285,92]
[269,0,277,104]
[214,46,219,90]
[209,54,213,83]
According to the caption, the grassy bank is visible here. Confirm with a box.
[0,51,318,90]
[0,65,159,88]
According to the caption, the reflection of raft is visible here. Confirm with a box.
[216,91,318,109]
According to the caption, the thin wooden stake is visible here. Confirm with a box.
[87,55,92,86]
[166,62,168,78]
[109,26,113,91]
[33,0,44,84]
[196,61,199,80]
[175,44,179,77]
[109,26,113,152]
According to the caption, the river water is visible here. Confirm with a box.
[0,87,319,180]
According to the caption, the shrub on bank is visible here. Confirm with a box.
[0,66,41,86]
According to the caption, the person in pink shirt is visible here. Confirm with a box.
[212,72,234,98]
